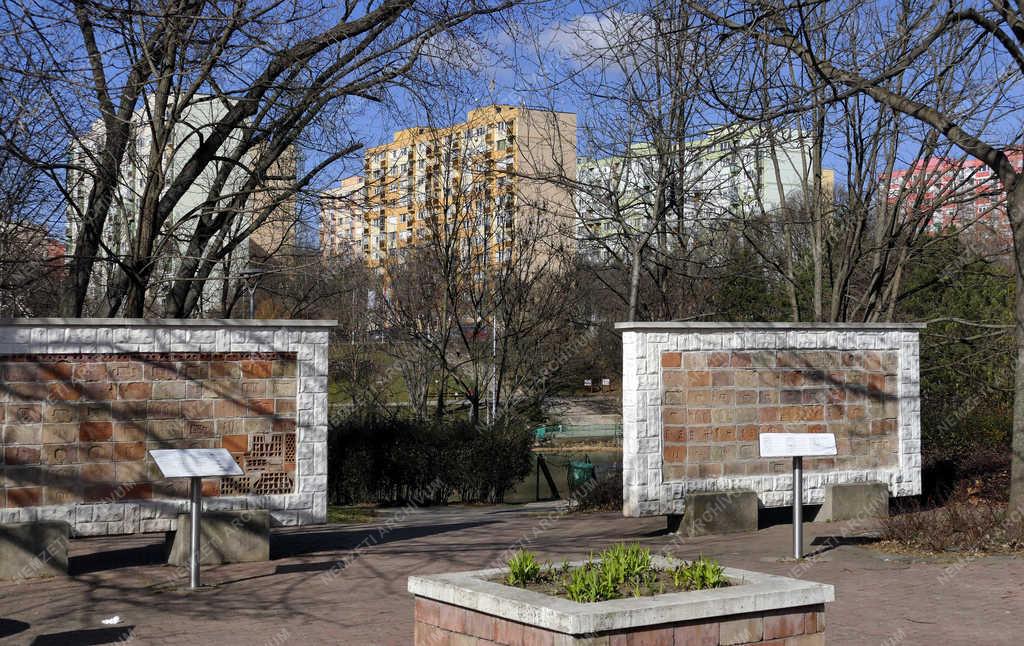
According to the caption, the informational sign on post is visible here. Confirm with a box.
[759,433,837,459]
[758,433,837,559]
[151,449,244,588]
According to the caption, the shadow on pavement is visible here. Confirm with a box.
[30,626,135,645]
[0,619,30,639]
[271,520,499,559]
[70,541,168,575]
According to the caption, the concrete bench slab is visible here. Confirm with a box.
[0,521,69,580]
[167,510,270,566]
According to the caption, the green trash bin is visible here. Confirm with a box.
[568,459,596,490]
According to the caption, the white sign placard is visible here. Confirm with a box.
[759,433,837,458]
[150,448,244,478]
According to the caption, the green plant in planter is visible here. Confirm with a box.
[505,550,542,586]
[672,556,727,590]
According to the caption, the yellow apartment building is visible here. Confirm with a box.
[321,105,577,269]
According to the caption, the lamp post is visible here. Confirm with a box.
[239,266,263,319]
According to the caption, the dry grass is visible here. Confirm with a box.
[879,500,1024,554]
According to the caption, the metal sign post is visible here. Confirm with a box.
[189,476,202,588]
[150,449,245,589]
[792,456,803,559]
[759,433,837,560]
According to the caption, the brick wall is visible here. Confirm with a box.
[617,323,922,517]
[1,352,298,510]
[414,597,826,645]
[660,349,899,481]
[0,320,332,535]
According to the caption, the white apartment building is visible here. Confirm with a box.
[576,127,833,259]
[319,175,366,259]
[67,97,296,316]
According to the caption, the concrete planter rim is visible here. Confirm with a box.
[408,556,834,635]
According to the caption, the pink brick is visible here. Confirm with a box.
[415,598,442,626]
[415,620,451,645]
[764,611,806,639]
[465,609,497,640]
[437,602,467,633]
[493,618,524,645]
[673,621,718,646]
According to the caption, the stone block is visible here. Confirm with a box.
[815,482,889,522]
[0,521,69,580]
[167,510,269,566]
[668,490,758,537]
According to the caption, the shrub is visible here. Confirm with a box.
[572,470,623,512]
[327,411,533,506]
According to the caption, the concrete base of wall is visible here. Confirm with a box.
[670,490,759,537]
[0,521,69,580]
[167,510,270,566]
[815,483,889,522]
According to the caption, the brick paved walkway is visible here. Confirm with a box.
[0,504,1021,645]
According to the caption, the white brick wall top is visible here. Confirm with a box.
[620,326,923,518]
[0,319,331,536]
[0,318,337,328]
[615,321,926,331]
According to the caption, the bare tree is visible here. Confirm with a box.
[1,0,520,318]
[690,0,1024,505]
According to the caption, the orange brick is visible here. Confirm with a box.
[147,401,180,419]
[222,434,249,453]
[686,371,711,387]
[661,352,682,368]
[114,442,147,461]
[664,426,688,443]
[118,382,152,400]
[7,487,42,507]
[48,382,81,402]
[663,408,686,425]
[241,360,273,379]
[182,400,214,420]
[79,421,113,441]
[246,399,275,416]
[664,445,687,463]
[74,363,109,382]
[707,352,730,367]
[4,447,41,465]
[737,425,758,442]
[81,463,114,483]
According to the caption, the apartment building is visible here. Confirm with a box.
[884,151,1018,245]
[67,96,298,315]
[320,176,367,258]
[576,127,834,258]
[320,105,577,268]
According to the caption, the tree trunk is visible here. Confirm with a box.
[1009,181,1024,510]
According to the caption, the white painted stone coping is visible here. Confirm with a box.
[0,318,337,327]
[615,321,926,331]
[407,557,834,635]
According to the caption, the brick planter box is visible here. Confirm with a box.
[408,558,834,645]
